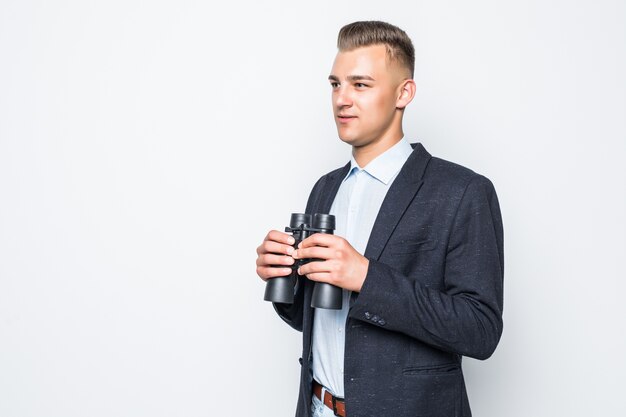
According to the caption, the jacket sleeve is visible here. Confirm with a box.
[348,175,504,360]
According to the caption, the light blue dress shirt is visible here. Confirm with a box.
[311,138,414,398]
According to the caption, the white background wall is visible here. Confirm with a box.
[1,1,624,416]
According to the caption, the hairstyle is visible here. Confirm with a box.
[337,21,415,77]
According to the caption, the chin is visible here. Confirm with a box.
[336,129,358,145]
[338,131,370,146]
[338,135,359,146]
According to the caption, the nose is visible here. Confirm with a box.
[334,86,352,108]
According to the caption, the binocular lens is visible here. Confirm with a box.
[290,213,312,228]
[313,213,335,230]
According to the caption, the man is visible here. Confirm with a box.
[256,21,504,417]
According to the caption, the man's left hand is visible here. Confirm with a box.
[293,234,369,292]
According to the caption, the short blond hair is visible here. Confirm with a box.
[337,21,415,77]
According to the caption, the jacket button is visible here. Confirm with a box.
[378,319,386,326]
[364,312,371,319]
[372,315,380,322]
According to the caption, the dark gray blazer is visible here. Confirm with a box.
[274,143,504,417]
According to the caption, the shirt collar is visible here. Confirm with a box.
[344,138,413,185]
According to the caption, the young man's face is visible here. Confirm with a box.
[329,44,408,149]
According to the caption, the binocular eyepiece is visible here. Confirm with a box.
[263,213,343,310]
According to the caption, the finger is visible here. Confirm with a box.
[266,230,296,245]
[256,266,293,280]
[258,240,294,256]
[257,253,295,267]
[293,246,335,260]
[299,233,339,249]
[298,260,332,276]
[304,272,332,283]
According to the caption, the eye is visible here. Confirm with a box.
[354,82,369,88]
[330,82,340,88]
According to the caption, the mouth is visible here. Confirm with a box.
[337,114,357,123]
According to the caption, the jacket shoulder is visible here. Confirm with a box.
[428,156,478,183]
[425,156,496,191]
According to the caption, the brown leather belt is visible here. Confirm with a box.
[313,380,346,417]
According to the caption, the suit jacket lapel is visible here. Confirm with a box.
[363,143,432,261]
[308,144,431,311]
[313,162,351,214]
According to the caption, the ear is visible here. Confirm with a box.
[396,79,416,109]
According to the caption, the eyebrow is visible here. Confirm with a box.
[328,75,376,82]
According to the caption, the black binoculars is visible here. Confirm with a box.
[263,213,343,310]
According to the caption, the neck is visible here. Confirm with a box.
[352,129,404,167]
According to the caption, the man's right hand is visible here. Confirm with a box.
[255,230,296,281]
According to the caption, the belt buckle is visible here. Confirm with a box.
[331,395,339,416]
